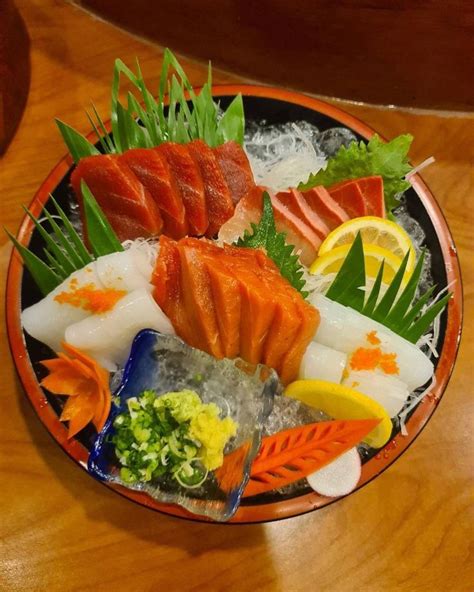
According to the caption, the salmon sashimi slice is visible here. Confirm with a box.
[353,176,385,217]
[302,186,350,230]
[229,264,278,365]
[71,154,163,241]
[178,244,223,358]
[204,258,241,359]
[120,148,186,223]
[214,141,255,205]
[328,181,367,219]
[151,236,193,344]
[187,140,234,238]
[157,143,208,236]
[276,189,330,239]
[279,301,320,384]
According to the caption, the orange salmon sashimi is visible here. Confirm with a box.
[302,186,350,230]
[178,243,224,358]
[353,176,385,217]
[157,143,209,236]
[276,189,330,240]
[187,140,234,238]
[328,180,368,219]
[71,154,164,242]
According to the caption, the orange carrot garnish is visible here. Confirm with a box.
[40,343,111,438]
[243,418,379,497]
[54,282,126,314]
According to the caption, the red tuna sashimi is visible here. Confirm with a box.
[157,143,208,236]
[119,148,185,222]
[178,244,223,358]
[328,181,367,219]
[302,186,350,230]
[71,154,163,241]
[187,140,234,238]
[276,189,330,239]
[354,176,385,217]
[214,141,255,204]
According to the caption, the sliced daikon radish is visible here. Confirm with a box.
[307,447,361,497]
[21,263,103,352]
[64,289,174,370]
[309,293,433,390]
[299,342,347,383]
[343,370,409,417]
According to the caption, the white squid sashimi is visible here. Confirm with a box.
[309,293,434,391]
[21,246,155,353]
[95,247,153,292]
[21,263,104,352]
[64,289,175,370]
[343,370,410,417]
[299,342,347,383]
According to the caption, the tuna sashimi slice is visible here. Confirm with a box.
[276,189,330,239]
[120,148,185,222]
[157,143,208,236]
[71,154,163,242]
[328,181,367,219]
[178,244,223,358]
[187,140,234,238]
[302,186,350,230]
[214,141,255,204]
[354,176,385,217]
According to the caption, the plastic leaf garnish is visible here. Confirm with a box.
[243,418,379,497]
[57,49,245,162]
[325,233,451,343]
[6,186,123,295]
[298,134,413,216]
[236,192,307,297]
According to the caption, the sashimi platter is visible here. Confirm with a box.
[6,50,462,522]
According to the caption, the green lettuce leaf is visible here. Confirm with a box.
[298,134,413,216]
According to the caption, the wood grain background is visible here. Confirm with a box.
[0,1,473,590]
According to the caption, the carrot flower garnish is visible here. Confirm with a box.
[40,343,111,438]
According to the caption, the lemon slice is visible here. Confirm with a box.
[284,379,392,448]
[318,216,416,274]
[310,243,404,284]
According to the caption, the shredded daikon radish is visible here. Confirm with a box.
[398,376,437,436]
[122,237,159,267]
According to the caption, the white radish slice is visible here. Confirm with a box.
[309,293,434,390]
[299,342,347,383]
[65,289,174,370]
[95,248,153,292]
[343,370,410,417]
[21,263,103,352]
[307,447,361,497]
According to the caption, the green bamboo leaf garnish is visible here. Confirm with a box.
[80,180,124,257]
[5,230,60,295]
[236,192,307,297]
[58,49,245,162]
[325,233,365,311]
[324,233,451,343]
[49,196,93,266]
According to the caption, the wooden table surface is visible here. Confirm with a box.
[1,2,473,591]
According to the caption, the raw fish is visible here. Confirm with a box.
[343,370,409,417]
[299,342,347,383]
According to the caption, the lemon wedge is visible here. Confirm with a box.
[284,379,392,448]
[310,243,404,284]
[318,216,416,274]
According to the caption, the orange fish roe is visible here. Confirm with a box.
[54,282,127,314]
[379,353,399,375]
[366,330,381,345]
[349,347,399,375]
